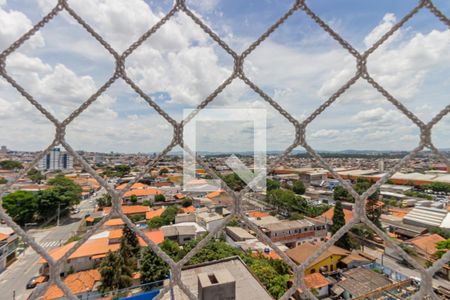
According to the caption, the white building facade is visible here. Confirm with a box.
[38,148,73,171]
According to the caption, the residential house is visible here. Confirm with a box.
[333,267,392,299]
[146,207,166,221]
[42,269,101,300]
[196,211,224,234]
[405,234,445,259]
[161,223,206,245]
[116,182,163,202]
[162,256,273,300]
[206,189,233,207]
[40,229,163,275]
[0,227,18,272]
[261,219,327,248]
[103,205,149,217]
[123,188,163,202]
[317,207,353,227]
[285,242,350,274]
[175,212,196,224]
[295,273,331,299]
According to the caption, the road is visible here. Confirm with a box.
[363,247,450,290]
[0,193,99,300]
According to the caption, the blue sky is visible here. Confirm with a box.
[0,0,449,153]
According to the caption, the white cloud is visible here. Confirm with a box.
[1,1,449,152]
[310,129,340,139]
[351,107,404,127]
[364,13,398,48]
[0,5,44,51]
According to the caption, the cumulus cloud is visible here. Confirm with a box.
[1,1,449,152]
[310,129,340,139]
[364,13,398,47]
[0,5,44,50]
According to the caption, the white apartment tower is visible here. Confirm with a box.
[38,148,73,171]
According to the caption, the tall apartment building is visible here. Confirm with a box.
[38,148,73,171]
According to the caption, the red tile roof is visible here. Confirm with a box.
[138,230,164,246]
[304,273,329,289]
[103,205,149,215]
[116,182,149,190]
[43,269,101,299]
[181,206,195,213]
[146,207,165,220]
[320,207,353,224]
[408,234,446,256]
[123,188,162,197]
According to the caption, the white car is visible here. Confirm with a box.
[71,208,80,214]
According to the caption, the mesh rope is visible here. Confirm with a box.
[0,0,448,299]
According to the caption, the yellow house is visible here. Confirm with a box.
[167,174,183,184]
[285,242,350,274]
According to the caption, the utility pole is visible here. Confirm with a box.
[57,202,61,226]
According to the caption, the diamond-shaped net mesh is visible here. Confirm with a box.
[0,0,449,299]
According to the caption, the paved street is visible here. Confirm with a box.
[0,192,99,300]
[363,247,450,290]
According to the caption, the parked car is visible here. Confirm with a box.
[26,275,48,289]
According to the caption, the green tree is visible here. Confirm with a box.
[331,201,352,250]
[160,239,181,260]
[0,160,23,170]
[185,239,242,265]
[148,216,166,229]
[99,251,132,292]
[27,168,45,183]
[0,177,6,184]
[181,198,192,207]
[292,180,306,195]
[221,173,245,191]
[130,195,138,204]
[2,190,37,225]
[114,165,131,177]
[159,168,169,176]
[154,194,165,202]
[354,178,379,199]
[130,214,145,223]
[266,189,329,218]
[247,260,289,299]
[267,189,296,214]
[152,205,178,227]
[404,191,433,200]
[289,212,304,220]
[47,175,82,207]
[35,189,63,220]
[122,225,140,259]
[101,165,131,178]
[32,175,82,220]
[266,179,280,191]
[333,186,352,202]
[140,247,170,286]
[430,227,450,239]
[97,194,112,208]
[423,182,450,193]
[399,242,417,257]
[99,252,117,292]
[367,197,382,228]
[436,239,450,263]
